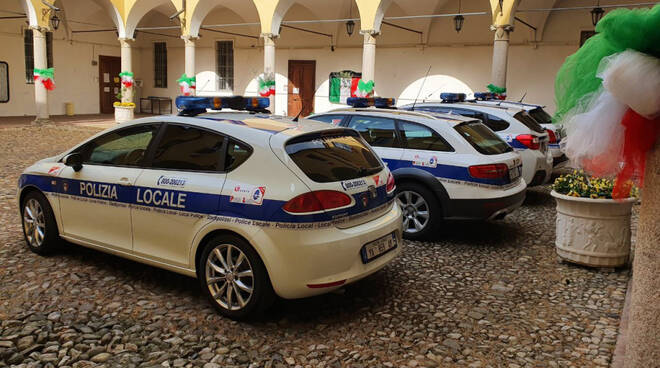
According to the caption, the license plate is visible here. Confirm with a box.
[360,232,397,264]
[509,165,522,181]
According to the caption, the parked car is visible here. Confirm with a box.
[400,94,554,186]
[309,97,526,240]
[473,97,568,167]
[17,96,402,319]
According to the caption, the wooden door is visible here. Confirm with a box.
[288,60,316,117]
[99,56,122,114]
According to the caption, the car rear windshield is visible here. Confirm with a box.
[514,111,546,133]
[529,107,552,125]
[454,121,513,155]
[285,130,383,183]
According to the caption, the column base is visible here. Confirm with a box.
[31,118,52,125]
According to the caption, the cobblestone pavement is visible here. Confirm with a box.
[0,125,633,368]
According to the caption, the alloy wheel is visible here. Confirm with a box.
[205,243,254,311]
[23,198,46,247]
[396,190,430,234]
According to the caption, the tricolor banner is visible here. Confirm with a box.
[33,68,55,91]
[177,73,196,96]
[329,70,362,104]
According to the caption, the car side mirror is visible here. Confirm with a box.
[63,153,83,172]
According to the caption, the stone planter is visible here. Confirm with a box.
[551,190,636,267]
[114,105,135,123]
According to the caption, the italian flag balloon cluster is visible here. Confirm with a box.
[258,73,275,97]
[177,73,196,96]
[119,71,134,88]
[554,4,660,199]
[33,68,55,91]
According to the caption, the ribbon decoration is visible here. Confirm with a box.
[33,68,55,91]
[177,73,196,96]
[119,71,134,88]
[355,79,375,98]
[258,73,275,97]
[486,84,506,100]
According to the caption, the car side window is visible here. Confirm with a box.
[309,114,345,126]
[79,124,159,167]
[347,116,400,148]
[484,114,510,131]
[225,139,252,171]
[151,124,225,171]
[398,121,454,152]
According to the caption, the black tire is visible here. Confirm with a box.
[20,190,60,255]
[198,234,275,320]
[395,182,441,241]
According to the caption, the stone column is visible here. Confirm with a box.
[32,27,49,124]
[263,34,276,112]
[625,142,660,367]
[490,25,511,90]
[361,32,377,84]
[119,38,133,103]
[183,36,196,88]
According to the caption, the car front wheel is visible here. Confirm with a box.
[396,182,440,240]
[199,234,275,319]
[21,191,59,255]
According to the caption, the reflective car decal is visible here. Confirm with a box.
[18,174,394,225]
[382,158,516,187]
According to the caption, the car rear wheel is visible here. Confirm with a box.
[21,191,59,255]
[199,234,275,319]
[395,182,440,240]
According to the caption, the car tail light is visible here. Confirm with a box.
[545,129,557,143]
[386,172,396,193]
[516,134,540,150]
[282,190,352,214]
[469,163,509,179]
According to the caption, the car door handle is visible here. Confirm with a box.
[117,178,132,186]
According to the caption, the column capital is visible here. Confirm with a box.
[490,24,513,41]
[359,29,380,36]
[118,37,135,46]
[260,33,278,40]
[181,35,198,42]
[29,25,49,34]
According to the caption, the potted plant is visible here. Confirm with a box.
[551,170,638,267]
[113,101,135,123]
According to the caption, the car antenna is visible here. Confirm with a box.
[412,65,432,110]
[293,102,304,122]
[518,92,527,103]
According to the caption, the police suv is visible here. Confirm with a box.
[400,93,554,186]
[17,96,402,318]
[310,97,527,240]
[473,97,568,167]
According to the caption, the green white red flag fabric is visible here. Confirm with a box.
[258,73,275,97]
[33,68,55,91]
[119,71,134,88]
[329,71,361,103]
[177,73,196,96]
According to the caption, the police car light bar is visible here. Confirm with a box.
[346,97,396,108]
[473,92,495,101]
[176,96,270,116]
[440,93,466,103]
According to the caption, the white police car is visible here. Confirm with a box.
[400,94,553,186]
[310,97,526,240]
[17,96,402,319]
[472,96,568,168]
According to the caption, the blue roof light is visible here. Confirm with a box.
[473,92,494,101]
[346,97,396,108]
[175,96,270,116]
[440,93,466,103]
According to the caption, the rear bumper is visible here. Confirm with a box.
[444,188,526,220]
[250,203,403,299]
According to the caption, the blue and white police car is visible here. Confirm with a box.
[310,97,527,240]
[472,96,568,168]
[17,96,402,319]
[400,93,554,186]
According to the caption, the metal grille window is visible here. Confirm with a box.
[24,29,53,84]
[0,62,8,103]
[215,41,234,91]
[154,42,168,88]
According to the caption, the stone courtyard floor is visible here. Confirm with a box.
[0,124,634,368]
